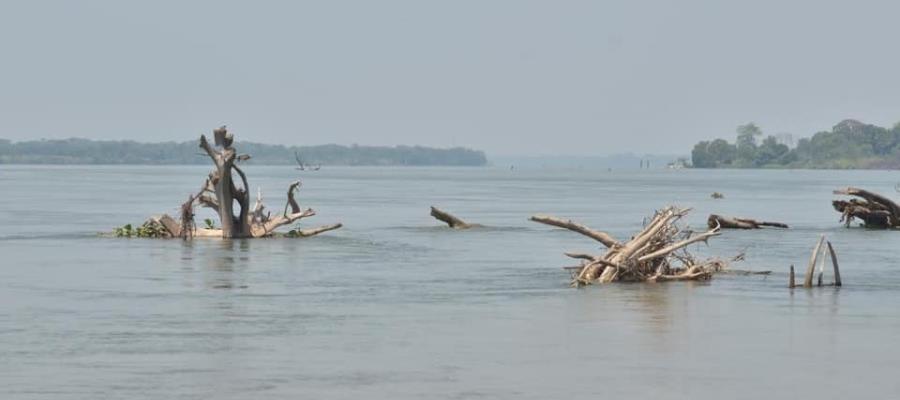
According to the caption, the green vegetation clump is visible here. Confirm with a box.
[0,138,487,166]
[113,221,169,238]
[691,119,900,169]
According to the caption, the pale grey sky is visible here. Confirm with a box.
[1,0,898,155]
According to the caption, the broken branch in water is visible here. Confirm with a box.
[430,206,479,229]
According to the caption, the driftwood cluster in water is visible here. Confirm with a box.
[531,207,728,286]
[832,187,900,229]
[136,127,341,239]
[113,127,900,290]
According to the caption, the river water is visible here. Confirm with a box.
[2,165,900,399]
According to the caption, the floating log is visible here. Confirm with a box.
[711,192,724,199]
[533,206,727,286]
[430,206,479,229]
[708,214,789,230]
[832,187,900,229]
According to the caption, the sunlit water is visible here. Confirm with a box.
[2,165,900,399]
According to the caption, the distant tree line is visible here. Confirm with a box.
[691,119,900,169]
[0,138,488,166]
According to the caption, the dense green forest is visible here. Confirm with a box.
[691,119,900,169]
[0,138,487,166]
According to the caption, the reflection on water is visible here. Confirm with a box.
[2,166,900,399]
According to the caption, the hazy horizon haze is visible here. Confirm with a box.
[2,0,899,156]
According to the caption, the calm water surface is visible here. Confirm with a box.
[2,165,900,399]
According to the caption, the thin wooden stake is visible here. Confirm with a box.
[827,241,841,287]
[789,264,795,288]
[804,235,825,288]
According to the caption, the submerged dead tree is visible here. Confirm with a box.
[531,207,726,287]
[789,235,841,288]
[708,214,789,229]
[131,126,341,239]
[430,206,479,229]
[832,187,900,229]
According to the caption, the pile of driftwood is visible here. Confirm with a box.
[832,187,900,229]
[531,207,727,286]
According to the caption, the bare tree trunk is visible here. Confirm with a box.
[199,129,250,238]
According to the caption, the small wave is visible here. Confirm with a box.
[0,232,101,241]
[382,225,535,233]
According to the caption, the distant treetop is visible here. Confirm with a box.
[691,119,900,169]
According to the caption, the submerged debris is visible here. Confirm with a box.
[430,206,480,229]
[531,206,728,287]
[832,187,900,229]
[789,235,841,288]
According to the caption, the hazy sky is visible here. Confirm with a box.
[1,0,899,155]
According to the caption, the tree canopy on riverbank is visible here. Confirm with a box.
[0,138,487,166]
[691,119,900,169]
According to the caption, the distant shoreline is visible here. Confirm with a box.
[0,138,487,167]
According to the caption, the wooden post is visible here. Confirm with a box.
[789,264,795,288]
[827,241,842,287]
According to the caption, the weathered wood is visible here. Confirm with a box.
[803,236,825,288]
[833,187,900,228]
[827,241,841,287]
[789,265,795,288]
[430,207,476,229]
[127,126,341,240]
[534,207,727,286]
[295,223,343,237]
[708,214,788,229]
[530,215,621,248]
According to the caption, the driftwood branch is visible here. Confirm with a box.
[430,206,477,229]
[529,215,621,248]
[294,223,343,237]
